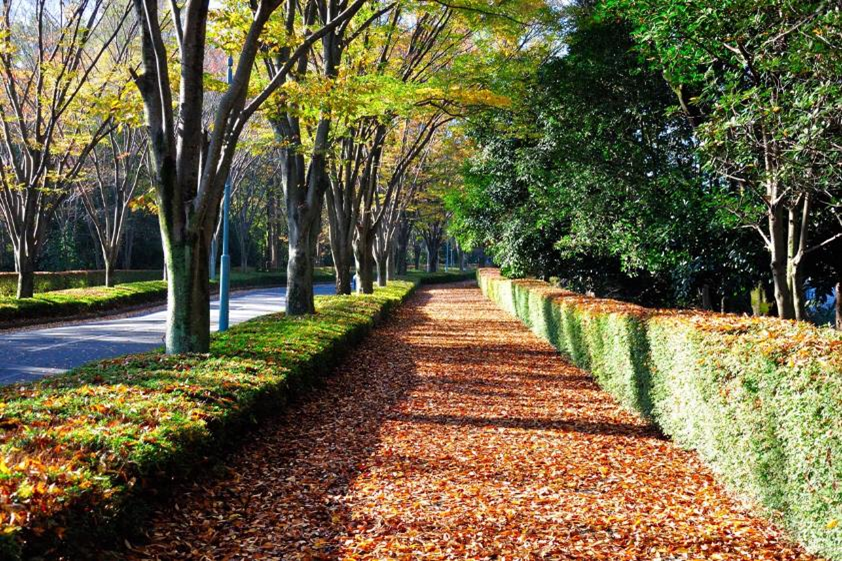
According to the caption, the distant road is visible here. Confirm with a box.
[0,284,335,385]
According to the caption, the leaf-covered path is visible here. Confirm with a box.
[127,283,817,560]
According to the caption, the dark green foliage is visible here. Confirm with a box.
[479,269,842,559]
[449,3,768,309]
[401,270,477,285]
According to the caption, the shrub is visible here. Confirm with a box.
[402,270,477,285]
[478,268,842,560]
[0,280,417,559]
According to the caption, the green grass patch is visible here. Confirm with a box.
[0,279,416,559]
[478,268,842,561]
[0,269,334,327]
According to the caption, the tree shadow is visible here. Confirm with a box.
[389,412,665,440]
[117,291,436,559]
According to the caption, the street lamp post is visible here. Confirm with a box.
[218,55,234,332]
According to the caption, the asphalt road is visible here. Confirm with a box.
[0,284,335,386]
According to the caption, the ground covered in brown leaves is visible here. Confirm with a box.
[126,283,819,560]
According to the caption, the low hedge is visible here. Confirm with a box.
[478,268,842,560]
[0,279,418,559]
[0,269,334,328]
[0,270,163,297]
[402,269,477,285]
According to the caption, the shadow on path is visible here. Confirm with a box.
[124,283,816,561]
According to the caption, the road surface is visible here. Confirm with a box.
[0,284,335,385]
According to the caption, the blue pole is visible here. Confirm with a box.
[218,55,234,332]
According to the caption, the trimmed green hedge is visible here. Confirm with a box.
[478,268,842,560]
[0,279,419,559]
[0,270,163,297]
[0,269,334,327]
[402,269,477,285]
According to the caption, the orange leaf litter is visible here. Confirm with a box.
[125,283,820,560]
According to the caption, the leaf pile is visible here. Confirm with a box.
[126,283,817,560]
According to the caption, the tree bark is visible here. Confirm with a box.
[123,225,134,269]
[835,282,842,330]
[426,241,440,272]
[104,250,116,287]
[387,244,397,281]
[286,206,318,315]
[325,173,355,295]
[333,252,353,294]
[769,203,796,319]
[376,253,388,287]
[413,242,422,271]
[395,217,411,276]
[16,250,35,299]
[354,226,375,294]
[700,284,712,310]
[240,234,248,272]
[164,236,211,354]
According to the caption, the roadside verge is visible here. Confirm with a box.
[0,276,457,559]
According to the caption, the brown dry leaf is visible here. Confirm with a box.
[124,283,821,560]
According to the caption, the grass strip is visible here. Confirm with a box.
[0,279,416,559]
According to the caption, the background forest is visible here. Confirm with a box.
[1,0,839,329]
[449,0,842,326]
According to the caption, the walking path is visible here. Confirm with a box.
[126,283,816,560]
[0,284,335,385]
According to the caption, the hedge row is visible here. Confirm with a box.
[0,279,422,559]
[0,269,334,328]
[0,270,162,297]
[478,268,842,560]
[403,269,477,285]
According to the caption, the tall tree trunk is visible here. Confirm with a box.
[395,219,410,276]
[240,234,248,272]
[333,251,353,294]
[267,191,279,270]
[426,241,440,273]
[395,244,408,275]
[769,203,795,319]
[835,282,842,330]
[286,204,318,315]
[325,186,354,295]
[373,229,390,287]
[700,284,712,310]
[164,236,211,354]
[15,249,35,299]
[104,248,117,287]
[354,227,375,294]
[376,253,388,287]
[413,242,422,271]
[123,226,134,269]
[387,243,397,281]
